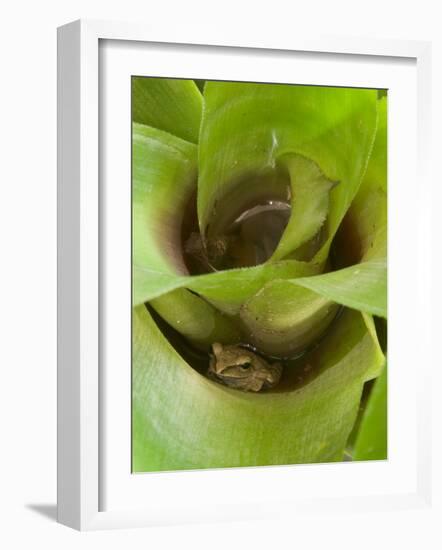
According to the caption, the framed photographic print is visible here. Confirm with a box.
[57,19,432,530]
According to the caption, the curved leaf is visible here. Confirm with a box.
[132,122,197,276]
[132,305,385,471]
[333,97,387,265]
[238,256,386,357]
[150,288,240,350]
[292,259,387,318]
[197,81,378,263]
[353,363,387,461]
[271,154,336,261]
[133,259,321,313]
[240,281,339,357]
[132,77,202,143]
[133,122,239,343]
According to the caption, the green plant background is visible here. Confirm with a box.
[131,78,387,472]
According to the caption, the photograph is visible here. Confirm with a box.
[131,77,387,473]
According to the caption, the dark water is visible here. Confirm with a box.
[204,200,291,270]
[181,166,294,274]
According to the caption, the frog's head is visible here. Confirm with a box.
[208,343,282,392]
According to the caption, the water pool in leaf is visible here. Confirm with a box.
[182,168,293,273]
[148,302,344,394]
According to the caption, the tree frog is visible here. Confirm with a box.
[208,342,282,392]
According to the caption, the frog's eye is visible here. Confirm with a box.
[240,362,252,371]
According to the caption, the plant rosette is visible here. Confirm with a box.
[132,78,387,472]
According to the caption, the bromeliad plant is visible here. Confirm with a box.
[132,77,387,472]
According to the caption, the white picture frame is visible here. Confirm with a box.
[57,19,432,531]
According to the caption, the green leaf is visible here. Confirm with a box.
[354,96,387,262]
[353,363,387,461]
[271,154,336,261]
[362,96,387,194]
[132,304,385,471]
[240,281,339,357]
[133,122,240,343]
[238,256,386,357]
[197,82,378,262]
[132,77,202,143]
[132,122,197,277]
[333,97,387,265]
[133,259,321,314]
[150,288,240,350]
[292,259,387,318]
